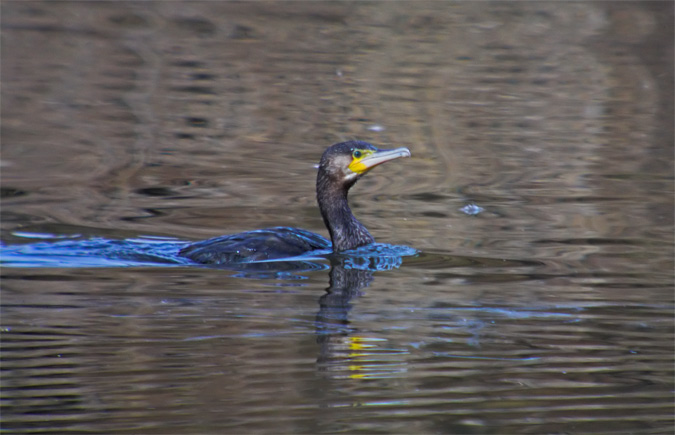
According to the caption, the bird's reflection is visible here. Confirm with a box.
[316,263,373,336]
[315,258,409,379]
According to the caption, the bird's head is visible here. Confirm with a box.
[318,141,411,187]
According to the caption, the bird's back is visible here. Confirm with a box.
[179,226,331,264]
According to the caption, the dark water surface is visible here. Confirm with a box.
[2,2,673,433]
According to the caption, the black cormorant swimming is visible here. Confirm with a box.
[179,141,411,264]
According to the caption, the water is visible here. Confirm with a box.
[2,2,673,433]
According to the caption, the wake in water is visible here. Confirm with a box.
[0,232,418,276]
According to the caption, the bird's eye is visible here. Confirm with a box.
[352,150,362,159]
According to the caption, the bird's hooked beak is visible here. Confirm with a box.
[348,147,411,175]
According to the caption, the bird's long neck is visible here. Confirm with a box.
[317,172,375,252]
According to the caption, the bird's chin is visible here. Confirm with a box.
[343,170,360,183]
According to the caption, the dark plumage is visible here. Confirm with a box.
[179,140,410,264]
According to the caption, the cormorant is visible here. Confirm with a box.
[179,141,411,264]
